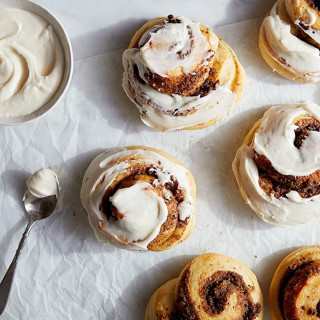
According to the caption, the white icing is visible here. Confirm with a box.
[80,147,195,250]
[138,17,212,76]
[232,102,320,227]
[26,168,59,198]
[122,16,237,131]
[262,0,320,82]
[0,8,64,118]
[108,182,168,249]
[254,102,320,176]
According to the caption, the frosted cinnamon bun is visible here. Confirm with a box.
[270,245,320,320]
[233,102,320,226]
[259,0,320,83]
[122,15,245,131]
[80,146,196,251]
[145,253,263,319]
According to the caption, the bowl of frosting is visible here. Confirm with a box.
[0,0,73,125]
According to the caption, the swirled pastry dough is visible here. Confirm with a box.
[233,102,320,226]
[123,15,245,131]
[260,0,320,82]
[270,245,320,320]
[145,253,263,319]
[80,146,196,251]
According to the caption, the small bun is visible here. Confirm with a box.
[270,245,320,320]
[259,0,320,83]
[233,102,320,226]
[145,253,263,319]
[80,146,196,251]
[122,15,245,131]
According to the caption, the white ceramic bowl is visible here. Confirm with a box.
[0,0,73,125]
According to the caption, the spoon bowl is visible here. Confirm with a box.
[23,189,58,220]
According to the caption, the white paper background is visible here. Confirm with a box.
[1,18,320,320]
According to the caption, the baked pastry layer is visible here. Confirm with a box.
[145,253,263,319]
[232,102,320,226]
[270,245,320,320]
[80,146,196,251]
[122,15,245,131]
[259,0,320,82]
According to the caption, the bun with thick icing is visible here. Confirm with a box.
[122,15,245,131]
[233,102,320,226]
[259,0,320,83]
[80,146,196,251]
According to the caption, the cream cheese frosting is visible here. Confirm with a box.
[137,17,213,77]
[80,147,195,250]
[26,168,59,198]
[109,182,168,248]
[0,8,64,119]
[262,0,320,82]
[232,102,320,226]
[122,16,236,131]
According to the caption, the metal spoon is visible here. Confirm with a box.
[0,189,58,315]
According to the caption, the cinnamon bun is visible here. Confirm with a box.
[233,102,320,226]
[145,253,263,319]
[122,15,245,131]
[80,146,196,251]
[259,0,320,83]
[270,245,320,320]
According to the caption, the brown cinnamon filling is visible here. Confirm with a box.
[307,301,320,317]
[308,0,320,11]
[133,63,218,106]
[201,271,261,319]
[167,14,182,24]
[255,117,320,199]
[278,259,320,319]
[174,268,200,320]
[173,269,261,320]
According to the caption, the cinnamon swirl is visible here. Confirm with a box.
[270,245,320,320]
[259,0,320,83]
[232,102,320,226]
[80,146,196,251]
[122,15,245,131]
[145,253,263,319]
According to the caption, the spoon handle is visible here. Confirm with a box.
[0,218,36,315]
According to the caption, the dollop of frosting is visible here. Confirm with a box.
[0,8,64,119]
[138,17,211,77]
[109,182,168,247]
[262,0,320,82]
[26,168,59,198]
[80,147,195,250]
[233,102,320,226]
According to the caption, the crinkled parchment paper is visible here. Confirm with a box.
[0,18,320,320]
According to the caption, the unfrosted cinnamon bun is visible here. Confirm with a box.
[80,146,196,251]
[259,0,320,83]
[232,102,320,226]
[145,253,263,319]
[122,15,245,131]
[270,245,320,320]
